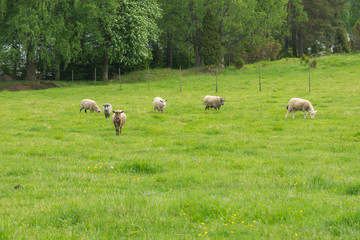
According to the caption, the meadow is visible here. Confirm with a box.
[0,54,360,239]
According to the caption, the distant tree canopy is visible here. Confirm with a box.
[0,0,355,81]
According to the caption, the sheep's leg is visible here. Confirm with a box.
[80,107,83,113]
[304,111,307,118]
[205,106,208,110]
[115,126,119,136]
[285,110,289,118]
[291,111,294,119]
[119,125,122,134]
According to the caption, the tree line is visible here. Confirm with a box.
[0,0,360,81]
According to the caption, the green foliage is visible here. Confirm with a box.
[249,38,282,62]
[233,56,245,69]
[350,21,360,52]
[300,54,310,64]
[199,7,221,65]
[310,58,318,68]
[333,27,350,53]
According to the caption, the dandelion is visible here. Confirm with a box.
[303,182,306,184]
[232,222,235,224]
[204,231,208,235]
[183,213,186,215]
[88,166,90,169]
[300,210,303,213]
[329,226,332,228]
[187,203,190,205]
[231,231,234,234]
[198,233,201,237]
[203,227,206,229]
[225,224,228,226]
[201,223,204,225]
[253,221,256,223]
[241,221,244,224]
[295,234,298,237]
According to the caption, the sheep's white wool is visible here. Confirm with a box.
[285,98,317,119]
[204,95,225,110]
[153,97,167,113]
[80,99,101,113]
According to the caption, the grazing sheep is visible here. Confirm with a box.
[285,98,317,119]
[102,103,113,118]
[204,95,226,110]
[80,99,101,113]
[153,97,167,113]
[111,110,127,135]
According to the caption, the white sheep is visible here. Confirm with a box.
[153,97,167,113]
[102,103,113,118]
[111,110,127,135]
[80,99,101,113]
[204,95,226,110]
[285,98,317,119]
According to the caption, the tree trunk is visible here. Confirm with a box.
[26,43,37,80]
[298,29,304,57]
[102,51,108,82]
[194,27,201,67]
[167,38,173,68]
[55,60,61,81]
[291,29,297,57]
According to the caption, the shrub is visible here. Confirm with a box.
[333,27,350,53]
[300,55,310,64]
[350,21,360,52]
[310,59,317,68]
[233,57,245,69]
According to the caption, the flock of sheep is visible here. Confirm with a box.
[80,96,317,136]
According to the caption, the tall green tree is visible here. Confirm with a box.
[0,0,82,80]
[199,7,221,65]
[81,0,161,81]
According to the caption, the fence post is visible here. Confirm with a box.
[216,67,218,92]
[258,65,261,92]
[309,65,311,92]
[180,66,182,92]
[147,68,149,91]
[119,68,121,90]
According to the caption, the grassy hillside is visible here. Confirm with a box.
[1,54,360,239]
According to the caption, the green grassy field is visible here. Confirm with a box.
[1,54,360,239]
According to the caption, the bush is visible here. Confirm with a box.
[350,21,360,52]
[333,27,350,53]
[300,55,310,64]
[310,59,317,68]
[233,57,245,69]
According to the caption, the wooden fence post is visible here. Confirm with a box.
[119,68,121,90]
[147,68,149,91]
[180,67,182,92]
[309,65,311,92]
[216,67,218,92]
[259,65,261,92]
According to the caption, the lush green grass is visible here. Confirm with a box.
[1,54,360,239]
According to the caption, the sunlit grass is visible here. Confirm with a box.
[1,54,360,239]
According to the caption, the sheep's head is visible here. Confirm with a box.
[160,99,167,107]
[220,98,225,105]
[113,110,124,120]
[96,109,101,113]
[310,110,317,119]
